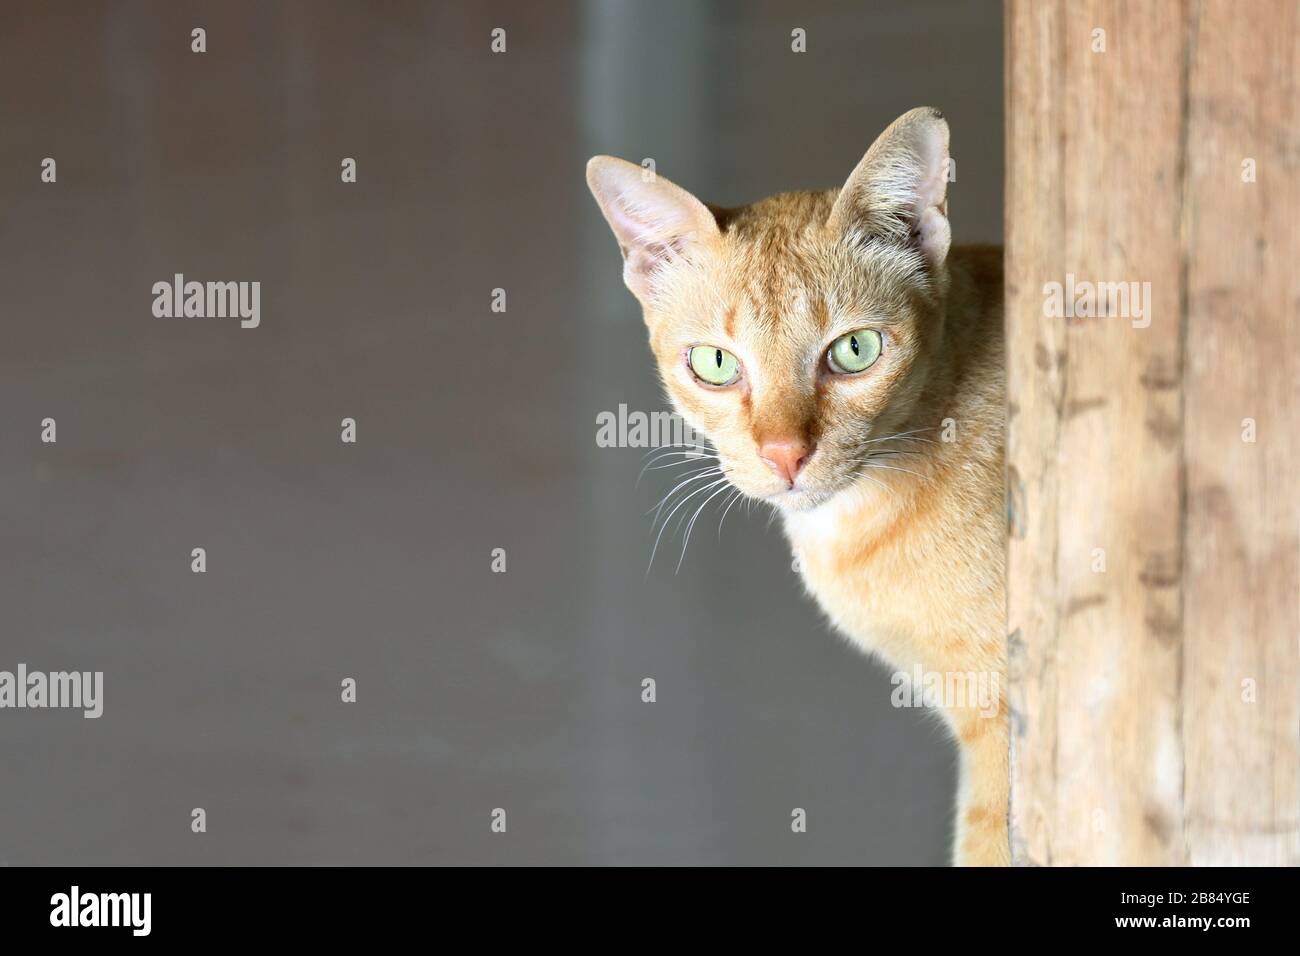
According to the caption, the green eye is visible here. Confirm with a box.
[688,345,741,386]
[827,329,882,374]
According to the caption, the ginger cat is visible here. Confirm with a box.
[586,108,1007,866]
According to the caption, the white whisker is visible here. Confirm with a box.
[647,476,731,574]
[640,442,716,458]
[676,480,735,573]
[646,467,722,520]
[636,453,720,487]
[856,471,892,494]
[860,426,938,446]
[717,489,744,539]
[854,460,929,481]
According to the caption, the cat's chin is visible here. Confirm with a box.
[764,484,842,513]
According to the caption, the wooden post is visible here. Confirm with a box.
[1006,0,1299,865]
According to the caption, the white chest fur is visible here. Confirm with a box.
[779,485,907,659]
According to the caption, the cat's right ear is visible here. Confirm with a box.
[585,156,720,303]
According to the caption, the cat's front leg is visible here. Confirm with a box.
[950,702,1010,866]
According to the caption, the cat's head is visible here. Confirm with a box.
[586,107,952,512]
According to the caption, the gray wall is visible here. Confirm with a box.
[0,0,1001,865]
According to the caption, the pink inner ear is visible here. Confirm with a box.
[625,239,672,276]
[605,193,706,292]
[588,158,719,301]
[917,206,950,267]
[609,192,694,252]
[910,125,950,219]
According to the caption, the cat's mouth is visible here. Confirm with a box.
[720,456,859,512]
[761,480,844,512]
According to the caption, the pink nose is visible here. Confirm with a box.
[759,439,815,488]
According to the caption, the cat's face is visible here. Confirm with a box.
[588,108,952,512]
[637,194,944,511]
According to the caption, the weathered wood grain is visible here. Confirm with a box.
[1006,0,1299,865]
[1180,0,1300,866]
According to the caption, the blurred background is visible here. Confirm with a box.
[0,0,1001,864]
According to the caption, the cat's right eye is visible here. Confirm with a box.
[687,346,741,386]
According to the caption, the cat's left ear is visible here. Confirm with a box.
[828,107,951,270]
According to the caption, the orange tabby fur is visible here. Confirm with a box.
[587,108,1007,865]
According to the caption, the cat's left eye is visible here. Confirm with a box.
[827,329,882,374]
